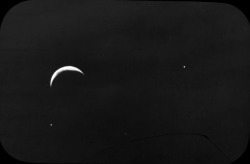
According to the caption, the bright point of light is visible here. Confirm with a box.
[183,65,186,68]
[50,123,53,127]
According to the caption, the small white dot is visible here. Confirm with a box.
[183,65,186,69]
[50,123,53,127]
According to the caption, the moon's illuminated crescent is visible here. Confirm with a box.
[50,66,84,87]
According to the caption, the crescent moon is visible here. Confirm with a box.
[50,66,84,87]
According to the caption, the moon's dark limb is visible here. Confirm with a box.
[82,132,232,163]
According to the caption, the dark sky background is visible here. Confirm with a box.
[0,1,250,163]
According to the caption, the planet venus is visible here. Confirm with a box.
[50,66,84,87]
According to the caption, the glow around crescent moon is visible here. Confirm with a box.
[50,66,84,87]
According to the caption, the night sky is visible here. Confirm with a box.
[0,1,250,163]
